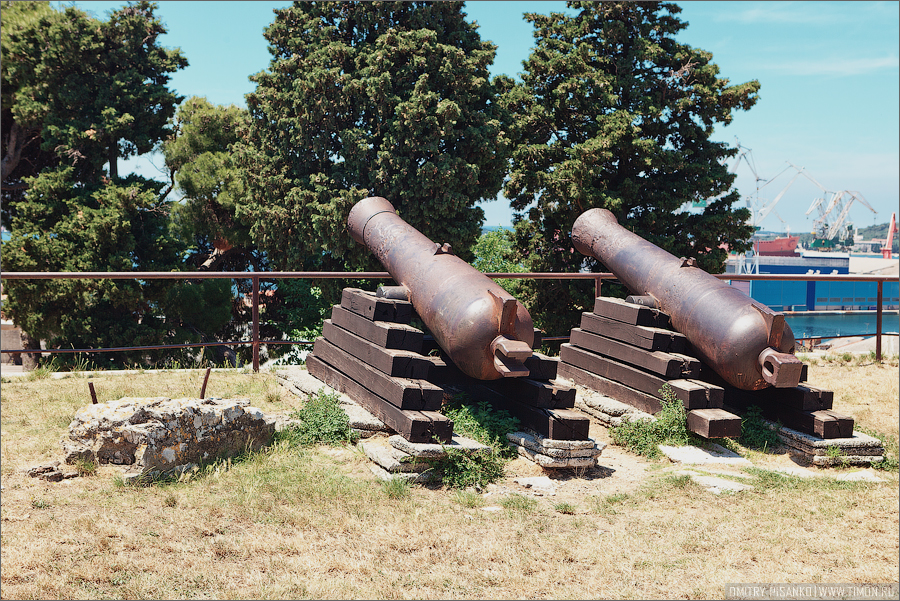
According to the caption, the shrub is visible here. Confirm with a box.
[738,406,781,452]
[442,394,520,459]
[608,385,695,458]
[278,388,354,446]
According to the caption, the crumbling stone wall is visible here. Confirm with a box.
[62,397,274,483]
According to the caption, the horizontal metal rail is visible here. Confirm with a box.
[1,271,897,368]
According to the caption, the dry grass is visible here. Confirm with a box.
[1,364,898,600]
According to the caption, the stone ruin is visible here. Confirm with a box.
[59,396,275,484]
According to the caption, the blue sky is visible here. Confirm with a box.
[67,1,899,235]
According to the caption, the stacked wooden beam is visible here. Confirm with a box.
[697,365,855,440]
[306,288,452,443]
[558,296,741,439]
[427,348,591,442]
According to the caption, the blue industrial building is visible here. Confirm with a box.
[725,253,899,312]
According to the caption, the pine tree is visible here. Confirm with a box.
[502,1,758,335]
[236,1,509,274]
[0,1,219,368]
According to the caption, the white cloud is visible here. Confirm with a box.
[762,55,900,77]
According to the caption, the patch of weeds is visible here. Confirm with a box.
[738,406,782,452]
[381,477,411,500]
[264,389,282,404]
[553,501,576,515]
[75,458,97,476]
[429,448,505,490]
[855,427,899,472]
[451,489,484,508]
[608,385,698,458]
[840,352,853,363]
[664,473,695,489]
[163,492,178,508]
[31,497,52,509]
[825,445,849,468]
[442,394,520,458]
[27,363,56,381]
[500,493,538,513]
[277,388,354,447]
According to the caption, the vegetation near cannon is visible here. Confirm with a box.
[235,1,509,279]
[500,1,758,335]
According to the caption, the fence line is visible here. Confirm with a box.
[1,271,897,369]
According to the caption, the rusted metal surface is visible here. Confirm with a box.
[348,196,534,380]
[571,208,803,391]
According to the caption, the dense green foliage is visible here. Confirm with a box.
[279,389,355,447]
[501,1,758,334]
[0,1,209,368]
[738,405,782,452]
[163,97,254,272]
[609,386,697,458]
[471,228,524,297]
[236,1,509,277]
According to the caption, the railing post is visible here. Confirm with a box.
[252,274,260,372]
[876,279,883,362]
[595,275,602,299]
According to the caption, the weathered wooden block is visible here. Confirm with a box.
[523,352,558,380]
[686,408,742,438]
[482,377,576,409]
[340,288,412,324]
[467,383,589,441]
[306,355,450,443]
[569,327,700,378]
[329,305,424,352]
[593,296,672,329]
[558,362,662,415]
[322,320,432,379]
[559,344,718,408]
[311,338,442,410]
[580,312,686,353]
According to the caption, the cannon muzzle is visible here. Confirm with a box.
[571,208,802,391]
[348,197,534,380]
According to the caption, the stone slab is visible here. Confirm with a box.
[776,426,884,456]
[513,476,558,495]
[506,431,605,459]
[513,445,599,469]
[388,434,490,459]
[659,443,752,466]
[369,464,437,483]
[809,454,885,467]
[358,439,429,473]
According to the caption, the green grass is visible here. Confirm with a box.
[608,385,698,458]
[277,388,355,447]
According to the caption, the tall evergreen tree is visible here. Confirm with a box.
[164,96,255,272]
[502,1,758,335]
[236,1,509,274]
[0,1,217,368]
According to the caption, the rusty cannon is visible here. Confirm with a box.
[348,196,534,380]
[571,208,802,391]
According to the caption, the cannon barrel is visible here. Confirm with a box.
[571,208,802,391]
[348,197,534,380]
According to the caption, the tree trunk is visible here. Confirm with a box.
[108,143,118,180]
[2,122,25,181]
[19,331,42,370]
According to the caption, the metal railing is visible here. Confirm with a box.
[1,270,897,369]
